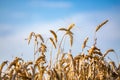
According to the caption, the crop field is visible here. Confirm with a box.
[0,20,120,80]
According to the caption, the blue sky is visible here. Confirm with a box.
[0,0,120,64]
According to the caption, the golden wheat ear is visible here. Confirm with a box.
[95,20,108,32]
[50,30,57,43]
[67,23,75,31]
[25,32,35,45]
[82,37,89,51]
[58,28,68,31]
[103,49,115,58]
[36,34,44,43]
[0,60,8,71]
[49,37,56,48]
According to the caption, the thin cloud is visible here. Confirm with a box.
[10,12,27,19]
[29,1,72,8]
[0,24,13,37]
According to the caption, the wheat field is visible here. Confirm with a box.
[0,20,120,80]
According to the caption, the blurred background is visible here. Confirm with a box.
[0,0,120,65]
